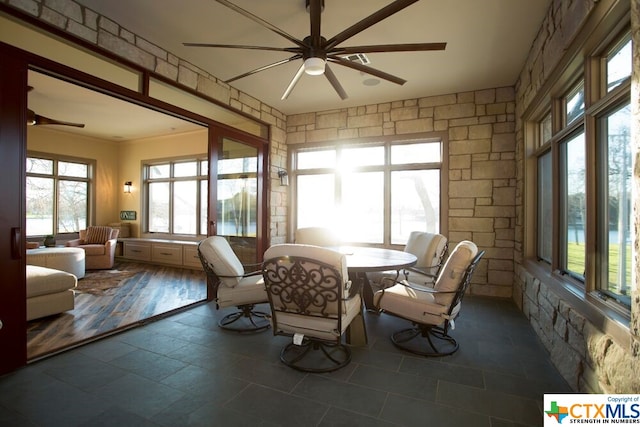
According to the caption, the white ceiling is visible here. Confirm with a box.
[72,0,551,116]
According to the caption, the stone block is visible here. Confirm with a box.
[449,139,491,155]
[492,133,516,152]
[469,124,492,139]
[449,126,469,141]
[358,126,383,138]
[288,113,316,127]
[449,180,493,197]
[390,106,418,121]
[449,154,471,169]
[475,88,495,104]
[449,197,475,209]
[198,76,230,104]
[41,7,67,29]
[177,65,198,89]
[347,113,383,128]
[475,206,515,218]
[472,232,495,247]
[449,217,494,232]
[434,103,476,120]
[46,0,82,23]
[472,160,515,179]
[396,118,433,134]
[419,94,457,108]
[493,187,515,205]
[98,30,155,70]
[488,270,514,286]
[307,128,338,143]
[316,111,347,129]
[155,59,178,81]
[551,336,581,390]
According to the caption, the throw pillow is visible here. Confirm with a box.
[84,226,112,244]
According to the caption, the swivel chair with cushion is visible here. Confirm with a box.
[198,236,270,332]
[66,226,119,269]
[368,231,448,290]
[294,227,340,247]
[374,240,484,357]
[262,244,364,372]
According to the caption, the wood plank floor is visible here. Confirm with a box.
[26,260,207,360]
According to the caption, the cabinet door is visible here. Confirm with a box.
[123,242,151,261]
[0,52,27,375]
[152,243,183,265]
[183,245,202,268]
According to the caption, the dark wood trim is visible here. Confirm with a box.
[0,49,28,375]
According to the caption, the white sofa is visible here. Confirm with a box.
[27,265,77,321]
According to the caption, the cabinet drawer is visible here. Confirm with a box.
[123,242,151,261]
[183,246,202,268]
[152,244,183,265]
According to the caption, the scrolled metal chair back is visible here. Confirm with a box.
[263,256,343,320]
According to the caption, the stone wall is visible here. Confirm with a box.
[513,0,640,392]
[287,90,517,298]
[1,0,289,245]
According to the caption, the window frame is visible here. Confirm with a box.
[26,151,95,238]
[289,133,447,247]
[528,28,632,316]
[142,155,208,238]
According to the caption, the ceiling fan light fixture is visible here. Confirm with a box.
[303,57,326,75]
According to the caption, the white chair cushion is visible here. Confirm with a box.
[433,240,477,305]
[27,265,77,298]
[216,273,267,308]
[373,283,460,326]
[198,236,244,288]
[405,231,446,268]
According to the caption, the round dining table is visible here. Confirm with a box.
[334,246,417,346]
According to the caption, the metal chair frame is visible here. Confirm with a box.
[197,244,270,333]
[378,250,484,357]
[262,255,359,372]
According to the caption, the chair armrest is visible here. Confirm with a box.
[66,239,84,247]
[105,238,118,248]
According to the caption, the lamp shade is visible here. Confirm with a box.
[303,57,326,75]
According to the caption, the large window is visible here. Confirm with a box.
[293,138,443,246]
[532,33,631,310]
[144,157,208,236]
[26,154,93,237]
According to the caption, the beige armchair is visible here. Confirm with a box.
[66,226,119,269]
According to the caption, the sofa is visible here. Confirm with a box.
[27,265,77,321]
[66,226,120,269]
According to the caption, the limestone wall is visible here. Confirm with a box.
[513,0,640,392]
[0,0,288,244]
[287,90,517,298]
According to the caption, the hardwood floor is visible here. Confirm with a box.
[26,260,207,361]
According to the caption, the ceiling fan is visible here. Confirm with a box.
[27,86,85,128]
[184,0,446,100]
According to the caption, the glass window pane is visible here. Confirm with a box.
[538,152,552,262]
[566,82,585,125]
[174,161,197,177]
[217,177,257,237]
[606,38,631,93]
[541,113,552,145]
[26,176,54,236]
[200,160,208,176]
[297,150,336,169]
[201,180,208,235]
[391,170,440,244]
[58,180,87,233]
[341,171,383,244]
[563,132,586,278]
[27,157,53,175]
[392,142,441,164]
[149,164,170,179]
[603,103,631,304]
[341,146,384,168]
[173,180,197,234]
[218,157,257,175]
[296,174,335,228]
[148,182,170,232]
[58,161,88,178]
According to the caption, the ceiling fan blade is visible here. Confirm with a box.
[325,0,419,50]
[225,54,302,83]
[324,64,348,100]
[27,109,85,128]
[183,42,300,53]
[332,42,447,54]
[309,0,322,48]
[281,64,306,100]
[214,0,306,48]
[328,55,406,85]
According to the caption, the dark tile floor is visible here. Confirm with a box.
[0,296,572,426]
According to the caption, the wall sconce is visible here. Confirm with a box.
[277,169,289,186]
[124,181,132,193]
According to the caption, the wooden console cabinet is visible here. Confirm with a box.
[119,238,202,270]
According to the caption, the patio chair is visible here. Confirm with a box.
[368,231,448,290]
[294,227,340,247]
[262,243,364,372]
[197,236,269,332]
[374,241,484,356]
